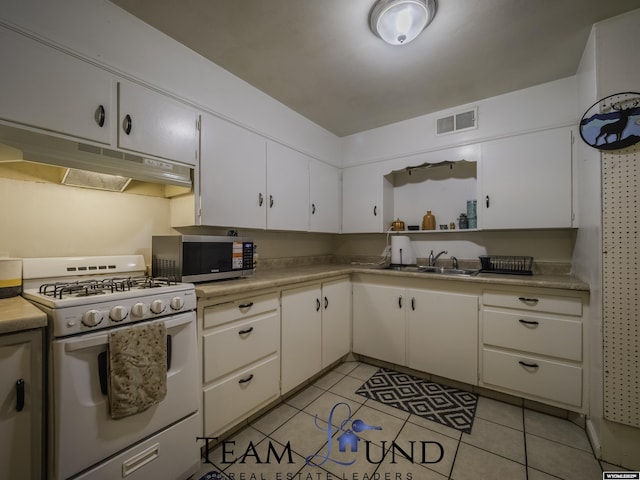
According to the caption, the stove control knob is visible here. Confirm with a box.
[170,296,184,310]
[131,302,148,317]
[150,299,166,314]
[110,305,128,322]
[82,309,103,327]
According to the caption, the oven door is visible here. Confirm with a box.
[49,312,198,480]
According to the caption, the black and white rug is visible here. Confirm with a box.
[355,368,478,434]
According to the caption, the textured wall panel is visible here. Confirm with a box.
[602,143,639,427]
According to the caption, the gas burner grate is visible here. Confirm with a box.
[39,277,133,299]
[129,276,179,289]
[37,276,180,299]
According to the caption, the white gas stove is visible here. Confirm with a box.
[22,255,196,338]
[21,255,200,480]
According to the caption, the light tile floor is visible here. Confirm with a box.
[195,361,617,480]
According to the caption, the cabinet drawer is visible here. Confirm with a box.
[203,293,279,329]
[203,356,280,437]
[483,308,582,361]
[482,348,582,407]
[203,312,279,383]
[483,290,582,316]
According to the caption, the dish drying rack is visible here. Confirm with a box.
[479,255,533,275]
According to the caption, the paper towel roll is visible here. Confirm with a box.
[391,236,416,265]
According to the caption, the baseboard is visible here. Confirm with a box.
[586,417,602,459]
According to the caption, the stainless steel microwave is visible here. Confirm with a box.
[152,235,254,283]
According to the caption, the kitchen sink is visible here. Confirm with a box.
[384,265,479,276]
[419,266,480,276]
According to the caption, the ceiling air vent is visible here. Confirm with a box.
[436,107,477,135]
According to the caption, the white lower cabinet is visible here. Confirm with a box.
[353,283,407,365]
[200,292,280,437]
[481,289,585,409]
[0,329,43,480]
[281,284,322,394]
[281,277,351,394]
[353,279,479,385]
[408,289,478,385]
[321,278,352,368]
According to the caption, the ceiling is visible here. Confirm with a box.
[110,0,640,137]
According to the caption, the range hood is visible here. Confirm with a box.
[0,124,193,190]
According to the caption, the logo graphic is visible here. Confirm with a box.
[305,402,382,466]
[580,92,640,151]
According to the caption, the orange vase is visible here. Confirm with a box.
[422,211,436,230]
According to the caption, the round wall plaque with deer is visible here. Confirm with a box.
[580,92,640,151]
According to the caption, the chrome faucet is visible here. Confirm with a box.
[428,250,448,266]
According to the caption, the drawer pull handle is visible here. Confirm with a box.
[238,327,254,335]
[238,302,254,309]
[316,298,321,312]
[398,295,403,309]
[324,296,329,309]
[518,319,539,326]
[518,360,539,369]
[238,374,254,384]
[518,296,539,305]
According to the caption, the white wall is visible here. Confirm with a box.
[0,177,173,262]
[574,23,605,460]
[575,8,640,470]
[341,77,578,167]
[0,0,341,166]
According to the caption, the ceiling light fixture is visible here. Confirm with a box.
[370,0,436,46]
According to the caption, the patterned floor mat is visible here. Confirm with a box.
[355,368,478,434]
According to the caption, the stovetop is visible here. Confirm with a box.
[21,255,196,337]
[35,276,181,301]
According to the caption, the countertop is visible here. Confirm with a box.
[195,263,590,299]
[0,296,47,335]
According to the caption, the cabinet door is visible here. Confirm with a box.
[199,113,267,228]
[480,128,573,229]
[309,159,342,233]
[117,81,198,165]
[281,284,322,393]
[321,278,351,368]
[266,142,310,231]
[407,289,478,385]
[0,330,42,480]
[0,26,112,144]
[342,164,393,233]
[352,283,406,365]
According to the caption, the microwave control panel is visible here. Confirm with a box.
[233,241,254,270]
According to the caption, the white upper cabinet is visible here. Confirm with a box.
[117,81,199,165]
[199,115,327,232]
[265,141,310,232]
[199,113,267,228]
[342,164,393,233]
[309,159,341,233]
[0,26,112,144]
[480,127,574,229]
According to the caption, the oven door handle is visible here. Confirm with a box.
[98,335,173,396]
[64,313,194,352]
